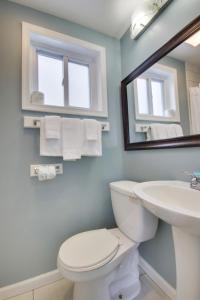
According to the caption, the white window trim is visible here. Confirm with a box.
[22,22,108,117]
[134,63,180,123]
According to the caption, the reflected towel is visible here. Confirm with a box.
[150,123,183,140]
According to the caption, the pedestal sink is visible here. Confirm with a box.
[134,181,200,300]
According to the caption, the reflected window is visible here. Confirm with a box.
[151,79,164,116]
[137,78,149,114]
[134,63,180,122]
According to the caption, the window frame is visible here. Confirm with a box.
[133,63,180,122]
[22,22,108,117]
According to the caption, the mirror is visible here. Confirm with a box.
[121,16,200,150]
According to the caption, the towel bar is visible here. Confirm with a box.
[135,123,150,133]
[24,116,110,131]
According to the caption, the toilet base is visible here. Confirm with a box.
[73,272,115,300]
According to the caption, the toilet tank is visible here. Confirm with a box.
[110,181,158,243]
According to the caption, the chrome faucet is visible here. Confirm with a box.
[190,172,200,191]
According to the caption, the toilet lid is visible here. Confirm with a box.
[59,229,120,271]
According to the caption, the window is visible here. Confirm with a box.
[38,52,64,107]
[68,61,90,109]
[22,22,108,117]
[137,77,165,117]
[134,63,180,122]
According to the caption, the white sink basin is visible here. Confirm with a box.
[134,181,200,236]
[134,181,200,300]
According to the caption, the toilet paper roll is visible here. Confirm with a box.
[38,165,56,181]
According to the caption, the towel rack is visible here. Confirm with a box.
[135,123,150,133]
[23,116,110,131]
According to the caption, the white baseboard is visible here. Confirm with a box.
[0,270,63,300]
[0,257,176,300]
[139,256,176,300]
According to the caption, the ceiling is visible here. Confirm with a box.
[169,32,200,67]
[9,0,147,38]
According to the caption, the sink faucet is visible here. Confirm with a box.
[190,172,200,191]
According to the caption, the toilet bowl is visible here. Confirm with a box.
[57,181,158,300]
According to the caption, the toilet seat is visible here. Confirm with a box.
[58,229,120,272]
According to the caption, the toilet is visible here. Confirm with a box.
[57,181,158,300]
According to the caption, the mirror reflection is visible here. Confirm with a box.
[127,29,200,142]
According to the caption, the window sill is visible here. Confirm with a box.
[22,104,108,118]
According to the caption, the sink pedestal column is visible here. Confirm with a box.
[172,227,200,300]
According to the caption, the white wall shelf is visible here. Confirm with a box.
[23,116,110,131]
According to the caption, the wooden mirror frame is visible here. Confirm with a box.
[121,16,200,150]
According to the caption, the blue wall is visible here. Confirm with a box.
[120,0,200,288]
[0,0,124,287]
[1,0,200,290]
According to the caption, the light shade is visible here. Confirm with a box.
[130,0,172,40]
[185,30,200,47]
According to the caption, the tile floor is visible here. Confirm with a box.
[6,274,171,300]
[135,274,170,300]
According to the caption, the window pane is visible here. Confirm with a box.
[68,61,90,109]
[151,80,164,116]
[137,78,149,114]
[38,53,64,106]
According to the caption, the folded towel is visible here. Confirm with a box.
[150,124,168,140]
[82,120,102,156]
[165,124,183,138]
[150,123,183,140]
[84,119,99,141]
[62,118,84,160]
[40,118,62,156]
[44,116,61,139]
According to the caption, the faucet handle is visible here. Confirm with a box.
[192,171,200,179]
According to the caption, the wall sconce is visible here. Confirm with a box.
[130,0,173,40]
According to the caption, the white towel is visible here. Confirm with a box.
[62,118,84,160]
[189,87,200,134]
[84,119,99,140]
[150,124,168,140]
[82,120,102,156]
[150,123,183,140]
[165,124,183,138]
[44,116,61,139]
[40,118,62,156]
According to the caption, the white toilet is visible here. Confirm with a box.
[57,181,158,300]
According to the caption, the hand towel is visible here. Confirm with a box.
[40,118,62,156]
[150,124,168,140]
[44,116,61,139]
[150,123,183,140]
[62,118,84,160]
[173,124,183,137]
[84,119,99,140]
[82,120,102,156]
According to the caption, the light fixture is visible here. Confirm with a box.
[130,0,173,40]
[185,30,200,47]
